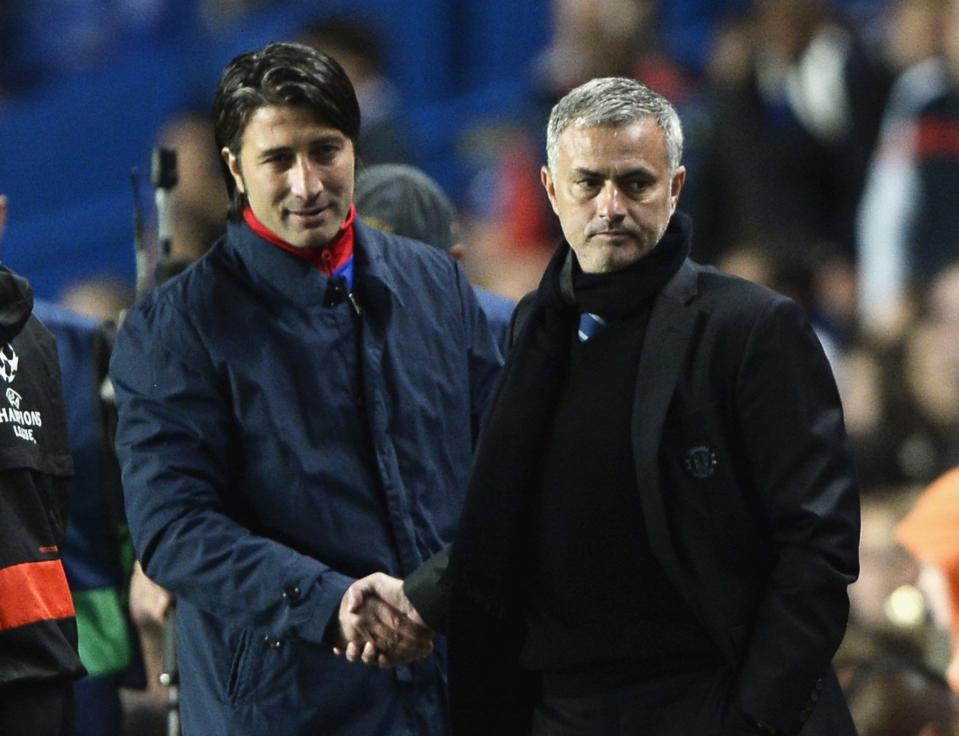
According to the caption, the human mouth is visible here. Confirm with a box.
[592,229,636,240]
[287,204,330,226]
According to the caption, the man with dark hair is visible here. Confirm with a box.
[109,42,501,735]
[0,194,86,734]
[353,77,861,735]
[354,163,515,352]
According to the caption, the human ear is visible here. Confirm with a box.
[222,147,245,194]
[541,166,560,215]
[669,165,686,212]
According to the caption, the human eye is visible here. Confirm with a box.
[261,151,293,168]
[312,141,343,162]
[574,176,600,191]
[621,177,652,196]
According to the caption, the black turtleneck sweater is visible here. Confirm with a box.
[519,276,718,698]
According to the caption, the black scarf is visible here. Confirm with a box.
[446,212,692,617]
[444,214,692,735]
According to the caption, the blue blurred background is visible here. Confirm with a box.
[1,0,895,302]
[0,0,557,299]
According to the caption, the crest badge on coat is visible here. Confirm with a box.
[684,444,717,479]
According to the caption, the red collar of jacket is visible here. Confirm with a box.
[242,204,356,275]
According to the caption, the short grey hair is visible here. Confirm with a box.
[545,77,684,175]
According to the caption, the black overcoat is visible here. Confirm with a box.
[408,258,860,736]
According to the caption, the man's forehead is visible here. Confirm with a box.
[240,104,346,147]
[556,120,667,165]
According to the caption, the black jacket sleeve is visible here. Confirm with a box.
[403,545,451,635]
[731,297,859,734]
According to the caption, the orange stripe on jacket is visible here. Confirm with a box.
[0,559,76,632]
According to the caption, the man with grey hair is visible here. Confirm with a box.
[349,76,860,736]
[544,76,685,180]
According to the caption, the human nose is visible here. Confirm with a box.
[289,156,322,200]
[596,182,625,222]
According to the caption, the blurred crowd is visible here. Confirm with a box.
[3,0,959,734]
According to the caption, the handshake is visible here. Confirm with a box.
[330,573,433,668]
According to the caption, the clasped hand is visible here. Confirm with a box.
[332,572,433,668]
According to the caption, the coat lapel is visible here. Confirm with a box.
[631,260,705,616]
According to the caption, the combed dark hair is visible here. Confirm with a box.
[213,42,361,221]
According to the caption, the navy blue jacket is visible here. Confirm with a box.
[110,219,502,735]
[473,287,514,357]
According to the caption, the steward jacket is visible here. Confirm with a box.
[0,265,84,686]
[912,88,959,281]
[33,301,139,683]
[110,218,502,735]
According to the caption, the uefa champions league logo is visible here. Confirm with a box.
[0,344,18,383]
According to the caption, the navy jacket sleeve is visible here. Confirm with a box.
[732,297,859,732]
[454,261,504,439]
[402,264,502,632]
[110,298,352,645]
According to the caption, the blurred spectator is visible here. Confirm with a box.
[813,252,859,343]
[0,5,16,104]
[926,258,959,398]
[57,112,224,321]
[857,0,953,337]
[897,466,959,693]
[198,0,273,28]
[837,268,959,489]
[912,0,959,261]
[454,120,557,302]
[717,240,844,369]
[658,0,752,75]
[843,656,958,735]
[840,336,936,487]
[119,562,169,736]
[689,0,891,264]
[533,0,659,96]
[899,260,959,473]
[0,0,194,98]
[298,17,416,166]
[857,0,959,339]
[839,488,926,666]
[60,278,135,326]
[156,111,228,266]
[354,163,514,352]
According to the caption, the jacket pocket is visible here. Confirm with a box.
[225,628,254,703]
[225,629,299,704]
